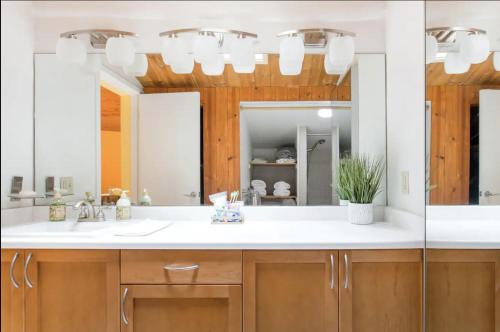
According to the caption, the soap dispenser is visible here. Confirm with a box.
[116,190,131,221]
[139,189,152,206]
[49,189,66,221]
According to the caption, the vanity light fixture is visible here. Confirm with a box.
[317,108,333,118]
[56,29,141,73]
[426,27,490,74]
[494,52,500,71]
[277,28,356,76]
[159,28,258,75]
[123,53,149,76]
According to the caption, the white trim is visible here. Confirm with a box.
[240,101,352,109]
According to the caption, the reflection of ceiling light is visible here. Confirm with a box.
[159,28,258,75]
[317,108,333,118]
[123,54,148,76]
[223,53,267,64]
[277,28,356,76]
[106,36,135,66]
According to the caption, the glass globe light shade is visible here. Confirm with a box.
[460,33,490,64]
[494,52,500,71]
[444,52,470,74]
[193,34,219,64]
[324,50,349,75]
[278,36,304,75]
[56,37,87,65]
[317,108,333,118]
[170,54,194,74]
[201,53,225,76]
[106,36,135,66]
[123,54,148,76]
[328,35,355,66]
[426,35,438,64]
[230,37,255,73]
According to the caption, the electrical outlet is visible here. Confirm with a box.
[401,171,410,195]
[59,177,74,195]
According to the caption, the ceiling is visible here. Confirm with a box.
[241,108,351,150]
[138,54,350,88]
[31,1,387,53]
[426,53,500,86]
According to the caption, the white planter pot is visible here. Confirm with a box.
[339,199,349,206]
[348,202,374,225]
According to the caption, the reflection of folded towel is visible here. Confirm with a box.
[255,189,266,196]
[252,158,267,163]
[273,189,291,197]
[251,179,266,188]
[276,158,296,164]
[274,181,290,190]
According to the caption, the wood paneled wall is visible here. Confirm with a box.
[144,86,351,202]
[427,84,500,205]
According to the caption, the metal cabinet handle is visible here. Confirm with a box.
[121,288,129,325]
[343,253,349,289]
[9,252,20,288]
[24,252,33,288]
[329,254,335,289]
[163,264,199,271]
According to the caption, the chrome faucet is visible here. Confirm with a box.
[73,200,106,222]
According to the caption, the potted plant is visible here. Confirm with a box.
[344,155,384,225]
[336,157,352,205]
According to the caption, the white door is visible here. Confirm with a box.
[138,92,201,205]
[479,89,500,205]
[296,126,308,205]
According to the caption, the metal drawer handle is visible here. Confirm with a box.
[329,254,335,289]
[343,253,349,289]
[9,252,20,288]
[121,288,129,325]
[163,264,199,271]
[24,252,34,288]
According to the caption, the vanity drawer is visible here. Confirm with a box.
[121,250,243,284]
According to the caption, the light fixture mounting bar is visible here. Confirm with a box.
[277,28,356,48]
[59,29,138,49]
[426,26,487,43]
[159,28,257,39]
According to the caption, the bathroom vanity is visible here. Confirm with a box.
[1,207,424,332]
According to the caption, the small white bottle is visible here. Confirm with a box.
[116,191,131,221]
[139,189,152,206]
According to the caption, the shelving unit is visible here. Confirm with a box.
[261,195,296,200]
[250,161,297,205]
[251,162,296,167]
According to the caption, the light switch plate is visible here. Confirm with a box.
[401,171,410,194]
[60,176,74,195]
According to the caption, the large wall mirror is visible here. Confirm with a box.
[425,2,500,206]
[34,53,386,206]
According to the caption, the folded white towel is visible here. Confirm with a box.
[274,181,291,190]
[273,189,291,197]
[251,180,266,188]
[276,158,296,164]
[252,158,267,163]
[255,189,267,196]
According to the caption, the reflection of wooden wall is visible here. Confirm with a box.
[427,85,500,205]
[144,86,351,202]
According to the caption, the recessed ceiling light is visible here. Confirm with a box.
[223,53,267,64]
[317,108,332,118]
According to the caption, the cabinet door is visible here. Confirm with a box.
[121,285,241,332]
[339,250,422,332]
[24,250,120,332]
[1,250,24,332]
[427,249,500,332]
[243,251,338,332]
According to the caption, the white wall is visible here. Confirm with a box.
[385,1,425,216]
[239,114,252,191]
[1,2,34,209]
[351,54,387,205]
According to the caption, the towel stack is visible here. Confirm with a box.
[273,181,291,197]
[275,147,296,164]
[251,179,267,196]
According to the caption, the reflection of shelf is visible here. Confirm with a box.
[251,163,296,167]
[45,191,73,197]
[8,193,46,200]
[261,195,296,200]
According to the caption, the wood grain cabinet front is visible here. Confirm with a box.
[120,285,241,332]
[338,249,423,332]
[23,250,120,332]
[1,250,25,332]
[426,249,500,332]
[243,250,339,332]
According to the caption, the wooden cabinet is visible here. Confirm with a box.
[339,250,423,332]
[1,250,24,332]
[120,285,241,332]
[23,250,120,332]
[243,250,338,332]
[426,249,500,332]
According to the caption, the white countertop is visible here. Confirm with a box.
[426,206,500,249]
[1,206,424,250]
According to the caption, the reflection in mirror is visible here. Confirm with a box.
[426,51,500,205]
[34,53,386,206]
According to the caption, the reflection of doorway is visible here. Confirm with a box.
[469,105,479,205]
[100,84,132,203]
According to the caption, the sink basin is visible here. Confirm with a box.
[2,221,114,238]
